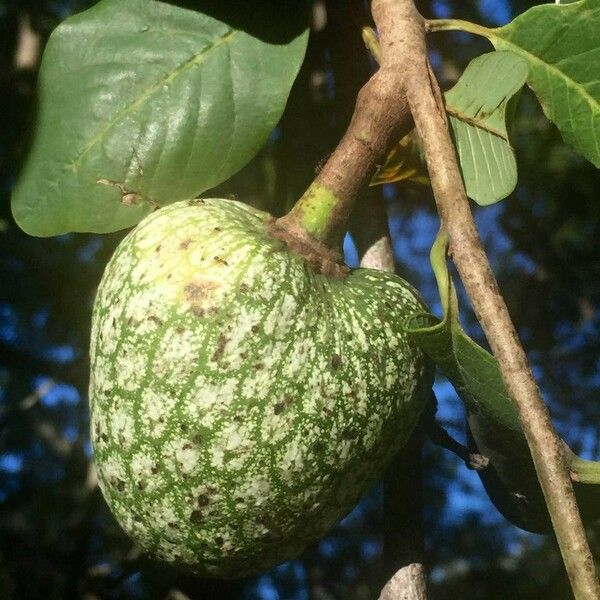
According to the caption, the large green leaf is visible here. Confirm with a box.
[445,51,528,206]
[12,0,308,236]
[491,0,600,167]
[405,231,600,532]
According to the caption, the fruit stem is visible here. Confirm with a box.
[282,181,342,246]
[425,18,494,39]
[269,0,415,269]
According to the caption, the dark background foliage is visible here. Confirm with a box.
[0,1,598,598]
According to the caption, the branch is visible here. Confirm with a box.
[270,0,414,267]
[14,12,41,70]
[392,1,600,597]
[379,564,427,600]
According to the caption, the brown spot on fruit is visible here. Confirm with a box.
[211,333,228,363]
[179,239,192,250]
[239,283,250,293]
[197,495,210,507]
[190,510,203,523]
[330,354,342,370]
[185,281,215,301]
[185,280,218,317]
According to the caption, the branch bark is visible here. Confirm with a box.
[390,1,600,597]
[271,0,414,256]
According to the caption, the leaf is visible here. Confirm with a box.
[445,51,528,205]
[490,0,600,167]
[369,131,429,187]
[371,52,526,202]
[405,231,523,436]
[405,231,600,532]
[12,0,309,236]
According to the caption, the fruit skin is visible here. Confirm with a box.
[89,198,432,578]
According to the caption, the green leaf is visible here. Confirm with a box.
[445,51,528,206]
[405,231,522,435]
[491,0,600,167]
[405,231,600,532]
[12,0,308,236]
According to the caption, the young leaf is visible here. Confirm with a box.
[491,0,600,167]
[445,51,528,206]
[12,0,308,236]
[369,132,429,187]
[405,231,600,532]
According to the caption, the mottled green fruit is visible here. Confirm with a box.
[89,198,432,577]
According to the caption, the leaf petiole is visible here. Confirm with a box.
[425,18,495,39]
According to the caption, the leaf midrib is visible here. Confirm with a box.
[69,28,238,171]
[446,106,508,140]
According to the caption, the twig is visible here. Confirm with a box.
[379,564,427,600]
[271,0,414,255]
[14,12,41,70]
[426,419,489,471]
[391,1,600,597]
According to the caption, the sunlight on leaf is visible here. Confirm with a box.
[12,0,308,236]
[491,0,600,167]
[445,51,528,205]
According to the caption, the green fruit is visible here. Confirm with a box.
[89,198,432,577]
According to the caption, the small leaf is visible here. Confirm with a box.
[491,0,600,167]
[445,51,528,205]
[370,132,429,187]
[12,0,308,236]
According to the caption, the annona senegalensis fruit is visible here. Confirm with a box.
[89,198,432,577]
